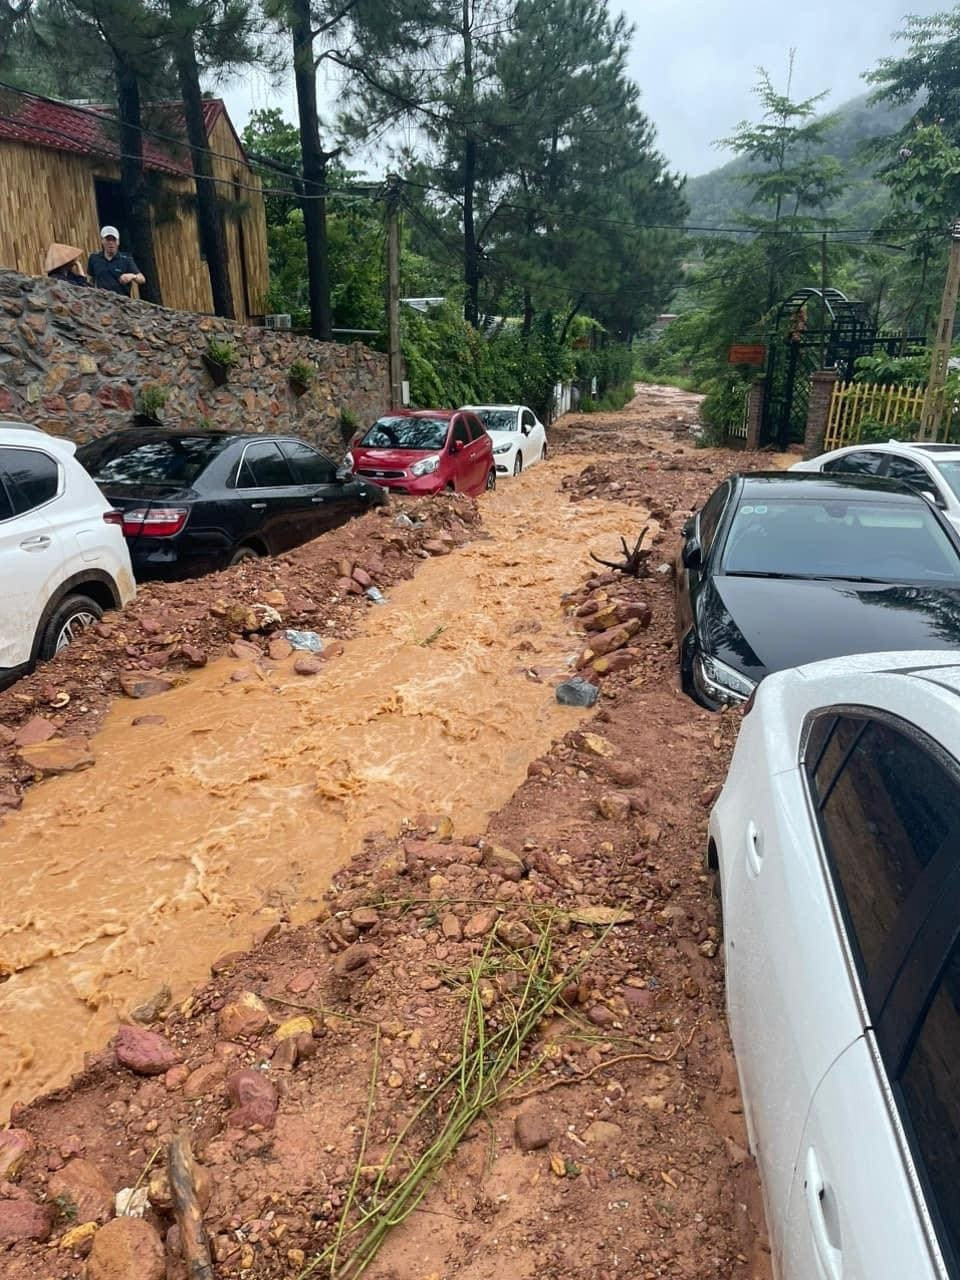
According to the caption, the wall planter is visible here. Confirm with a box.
[289,360,315,397]
[203,340,239,386]
[202,352,230,386]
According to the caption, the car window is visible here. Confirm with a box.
[521,409,536,429]
[78,435,225,487]
[237,441,294,488]
[281,441,337,485]
[0,472,15,521]
[475,409,518,432]
[809,714,960,993]
[886,456,935,492]
[932,460,960,502]
[0,446,59,514]
[898,936,960,1271]
[696,482,729,557]
[822,450,886,476]
[462,415,483,442]
[451,418,471,448]
[360,417,449,450]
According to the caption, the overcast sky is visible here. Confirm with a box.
[217,0,943,180]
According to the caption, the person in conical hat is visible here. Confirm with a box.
[44,243,88,287]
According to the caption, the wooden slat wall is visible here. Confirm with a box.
[0,124,269,321]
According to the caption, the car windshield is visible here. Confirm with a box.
[933,460,960,501]
[360,417,449,450]
[474,410,518,432]
[721,496,960,584]
[78,435,226,486]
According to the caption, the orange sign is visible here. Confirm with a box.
[728,344,767,366]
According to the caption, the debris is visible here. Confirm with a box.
[365,586,387,604]
[114,1185,149,1218]
[418,625,445,646]
[119,673,175,699]
[567,906,635,927]
[555,676,599,707]
[167,1133,214,1278]
[284,629,325,652]
[589,528,652,577]
[115,1026,180,1076]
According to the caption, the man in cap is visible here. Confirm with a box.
[87,227,145,297]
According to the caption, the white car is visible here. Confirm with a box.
[709,650,960,1280]
[792,440,960,535]
[461,404,547,476]
[1,423,135,686]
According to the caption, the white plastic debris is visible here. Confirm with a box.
[284,629,326,652]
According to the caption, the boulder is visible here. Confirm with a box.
[119,673,174,699]
[114,1026,180,1076]
[48,1158,114,1224]
[217,991,271,1040]
[225,1069,278,1130]
[86,1217,164,1280]
[17,737,94,775]
[0,1129,35,1180]
[0,1197,54,1242]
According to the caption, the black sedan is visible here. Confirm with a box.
[676,471,960,709]
[77,428,386,580]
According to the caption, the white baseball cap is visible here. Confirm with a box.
[100,225,120,240]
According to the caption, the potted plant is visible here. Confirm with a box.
[133,383,167,424]
[202,337,240,386]
[289,358,315,396]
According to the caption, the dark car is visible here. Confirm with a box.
[76,428,386,580]
[676,471,960,709]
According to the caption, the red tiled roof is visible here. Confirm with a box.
[0,93,237,176]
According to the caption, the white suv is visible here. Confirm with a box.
[1,423,135,686]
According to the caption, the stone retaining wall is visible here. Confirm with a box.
[0,271,387,456]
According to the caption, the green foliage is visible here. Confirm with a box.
[206,337,239,368]
[700,374,750,435]
[853,350,930,385]
[289,358,315,387]
[135,383,168,419]
[340,407,360,435]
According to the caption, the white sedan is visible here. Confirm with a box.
[461,404,547,477]
[709,650,960,1280]
[792,440,960,536]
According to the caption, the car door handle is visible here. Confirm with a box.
[20,535,52,551]
[249,502,267,510]
[745,820,764,878]
[804,1148,843,1280]
[311,495,326,504]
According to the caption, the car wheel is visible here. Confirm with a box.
[39,594,103,661]
[486,467,497,491]
[513,454,523,476]
[229,545,261,566]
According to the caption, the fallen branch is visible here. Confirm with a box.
[590,528,652,577]
[168,1132,214,1280]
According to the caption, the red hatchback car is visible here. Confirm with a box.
[347,410,496,496]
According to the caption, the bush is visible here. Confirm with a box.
[206,338,240,369]
[699,375,751,438]
[135,383,167,421]
[289,358,315,387]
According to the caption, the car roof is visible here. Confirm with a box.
[81,427,245,446]
[0,421,77,456]
[734,471,934,503]
[831,440,960,461]
[376,409,460,420]
[462,404,523,411]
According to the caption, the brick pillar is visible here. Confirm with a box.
[805,370,839,458]
[744,379,765,449]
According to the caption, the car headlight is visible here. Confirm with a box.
[410,454,441,477]
[492,441,513,454]
[343,451,354,469]
[694,652,757,704]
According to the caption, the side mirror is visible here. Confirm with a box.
[336,465,352,482]
[682,539,703,571]
[521,423,531,436]
[451,439,465,453]
[681,516,696,539]
[922,488,947,510]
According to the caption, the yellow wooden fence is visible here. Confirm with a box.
[823,380,957,451]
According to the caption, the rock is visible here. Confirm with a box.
[0,1129,34,1179]
[13,715,56,747]
[130,985,171,1024]
[119,672,174,699]
[0,1197,54,1242]
[148,1165,210,1214]
[351,566,372,588]
[623,987,655,1011]
[287,968,316,994]
[583,1120,623,1147]
[700,784,721,809]
[350,907,380,930]
[577,620,641,666]
[0,785,22,811]
[555,677,599,708]
[514,1106,554,1151]
[59,1220,98,1253]
[699,940,719,958]
[180,644,207,668]
[482,843,525,881]
[422,539,451,555]
[463,909,498,939]
[596,793,632,822]
[575,732,614,757]
[18,737,94,775]
[182,1061,227,1100]
[86,1217,164,1280]
[115,1026,180,1075]
[586,1004,616,1027]
[275,1015,314,1042]
[333,943,378,978]
[230,639,262,661]
[293,654,325,676]
[225,1069,279,1130]
[210,950,245,976]
[263,589,286,608]
[268,637,293,661]
[567,906,635,927]
[49,1158,115,1224]
[592,649,642,677]
[606,762,641,787]
[440,913,463,942]
[131,715,166,727]
[498,918,536,949]
[272,1037,300,1071]
[217,991,271,1040]
[114,1185,149,1218]
[164,1064,190,1091]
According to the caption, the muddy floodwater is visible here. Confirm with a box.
[0,459,648,1117]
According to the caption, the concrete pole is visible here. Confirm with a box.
[385,176,404,409]
[919,222,960,441]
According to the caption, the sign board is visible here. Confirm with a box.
[728,344,767,366]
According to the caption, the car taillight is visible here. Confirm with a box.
[122,507,189,537]
[103,509,124,525]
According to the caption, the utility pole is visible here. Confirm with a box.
[385,175,404,409]
[919,221,960,440]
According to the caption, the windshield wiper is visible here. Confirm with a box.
[725,570,812,580]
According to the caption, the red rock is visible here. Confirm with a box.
[210,950,245,976]
[286,968,316,994]
[606,762,641,787]
[623,987,655,1011]
[48,1157,114,1223]
[217,992,270,1040]
[440,913,462,942]
[351,566,372,588]
[463,909,498,939]
[586,1004,616,1027]
[350,907,380,929]
[225,1069,278,1130]
[115,1025,180,1075]
[0,786,21,812]
[0,1129,35,1179]
[182,1061,227,1100]
[119,672,174,699]
[333,943,378,978]
[700,784,721,809]
[515,1105,555,1151]
[164,1064,190,1091]
[13,715,56,747]
[268,637,293,661]
[230,639,262,661]
[481,844,525,881]
[18,737,94,775]
[271,1037,299,1071]
[0,1197,54,1242]
[180,644,207,668]
[591,648,642,676]
[293,654,324,676]
[87,1217,164,1280]
[422,539,451,555]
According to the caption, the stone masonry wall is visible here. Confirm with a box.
[0,271,388,457]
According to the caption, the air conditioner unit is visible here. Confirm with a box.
[263,313,291,330]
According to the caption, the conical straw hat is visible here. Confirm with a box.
[44,242,84,273]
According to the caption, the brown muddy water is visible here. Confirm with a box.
[0,458,651,1117]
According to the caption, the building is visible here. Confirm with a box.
[0,89,268,320]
